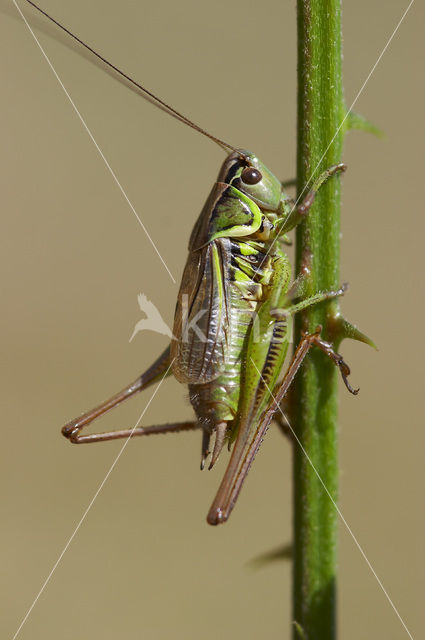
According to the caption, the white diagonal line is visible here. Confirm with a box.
[13,0,176,284]
[11,359,175,640]
[250,357,414,640]
[264,0,415,263]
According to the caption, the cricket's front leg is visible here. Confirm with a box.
[278,163,347,233]
[62,346,198,443]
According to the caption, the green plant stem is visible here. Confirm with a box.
[293,1,345,638]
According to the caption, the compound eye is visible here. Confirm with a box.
[241,167,262,185]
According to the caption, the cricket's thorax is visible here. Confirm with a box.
[188,236,276,430]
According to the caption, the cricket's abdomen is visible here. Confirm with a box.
[189,239,273,431]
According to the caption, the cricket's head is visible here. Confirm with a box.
[218,150,283,212]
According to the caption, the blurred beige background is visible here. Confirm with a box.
[1,0,423,638]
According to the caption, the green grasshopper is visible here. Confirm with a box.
[26,0,361,525]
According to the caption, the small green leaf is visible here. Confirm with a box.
[330,315,377,350]
[346,111,384,138]
[248,543,293,569]
[293,621,307,639]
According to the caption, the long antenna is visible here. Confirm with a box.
[21,0,240,155]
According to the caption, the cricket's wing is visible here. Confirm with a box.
[171,239,232,384]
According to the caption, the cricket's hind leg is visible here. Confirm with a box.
[273,393,295,441]
[206,326,357,525]
[63,420,199,444]
[266,325,358,415]
[62,346,199,444]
